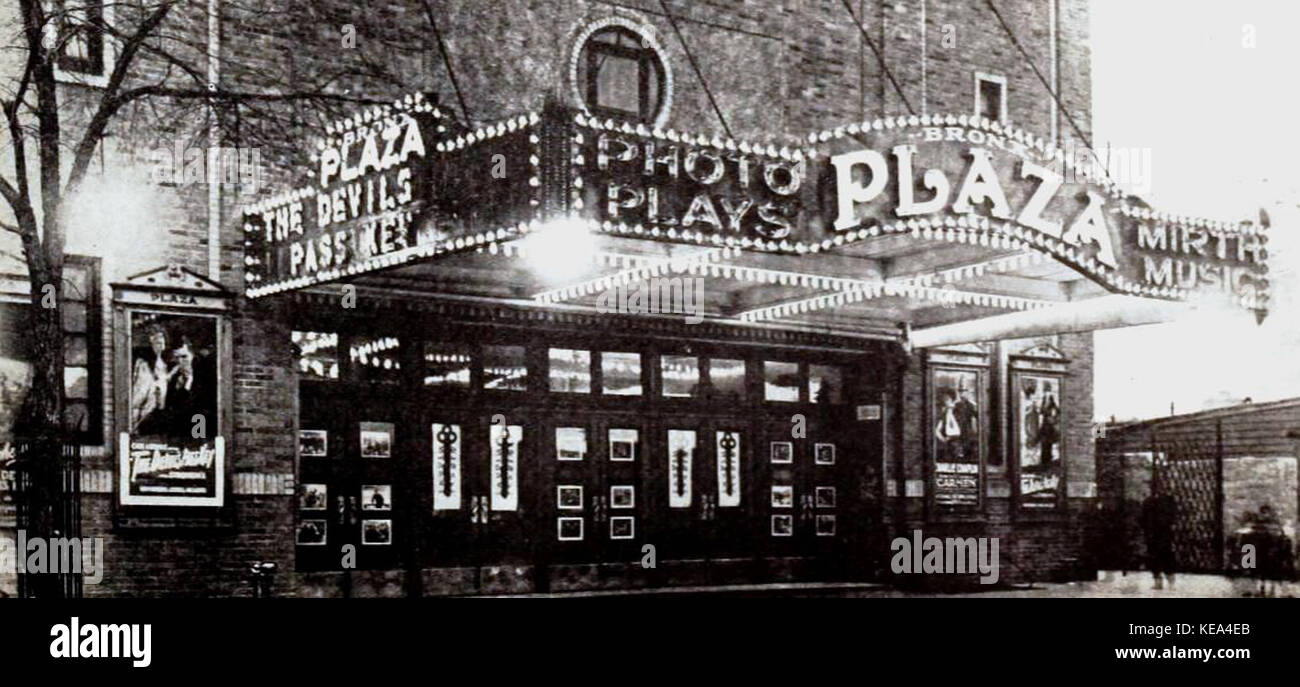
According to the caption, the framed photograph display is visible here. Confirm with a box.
[557,517,584,541]
[771,514,793,537]
[609,516,635,540]
[610,485,635,509]
[609,428,638,461]
[771,485,794,508]
[814,442,836,465]
[297,520,327,546]
[299,430,328,457]
[770,441,793,464]
[556,427,588,461]
[557,485,584,510]
[299,483,327,511]
[360,422,394,458]
[361,519,392,546]
[361,484,392,511]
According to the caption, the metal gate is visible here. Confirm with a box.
[1151,434,1224,573]
[11,441,83,598]
[1095,423,1226,575]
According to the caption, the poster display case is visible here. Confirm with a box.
[111,265,233,528]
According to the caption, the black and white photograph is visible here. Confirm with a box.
[609,516,635,540]
[359,422,394,459]
[555,427,587,461]
[557,485,583,511]
[557,517,584,542]
[296,520,327,547]
[3,0,1299,672]
[299,483,327,511]
[299,429,328,458]
[608,428,637,461]
[771,485,794,509]
[361,485,391,512]
[361,519,392,546]
[610,485,634,509]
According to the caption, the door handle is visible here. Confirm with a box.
[469,495,488,525]
[335,495,356,526]
[698,493,715,521]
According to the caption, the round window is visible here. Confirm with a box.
[573,23,670,126]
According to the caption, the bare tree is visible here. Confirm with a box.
[0,0,433,596]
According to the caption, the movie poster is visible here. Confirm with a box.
[931,368,981,508]
[120,311,224,507]
[1016,374,1062,508]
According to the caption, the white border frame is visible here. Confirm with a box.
[361,484,392,512]
[299,429,328,457]
[557,485,584,510]
[609,515,635,540]
[556,426,588,461]
[296,519,327,546]
[361,519,393,546]
[557,516,585,541]
[360,422,394,458]
[815,486,836,509]
[771,485,793,509]
[770,514,793,537]
[299,483,328,511]
[609,428,638,462]
[770,441,793,464]
[610,484,635,509]
[814,442,836,466]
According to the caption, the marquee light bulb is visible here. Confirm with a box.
[523,217,597,282]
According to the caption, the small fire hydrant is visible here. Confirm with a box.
[249,561,278,598]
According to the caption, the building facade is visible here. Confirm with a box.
[5,0,1262,597]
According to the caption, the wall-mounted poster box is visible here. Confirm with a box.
[111,265,233,529]
[924,344,991,519]
[1009,343,1070,515]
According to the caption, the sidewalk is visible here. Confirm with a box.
[491,572,1299,598]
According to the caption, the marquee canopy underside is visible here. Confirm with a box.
[339,229,1140,346]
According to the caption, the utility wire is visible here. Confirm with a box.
[657,0,732,140]
[839,0,916,116]
[421,0,472,126]
[984,0,1117,187]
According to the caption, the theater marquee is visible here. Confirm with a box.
[242,98,1270,319]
